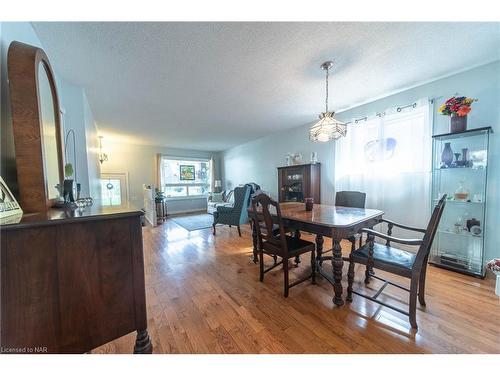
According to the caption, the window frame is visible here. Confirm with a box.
[159,156,212,200]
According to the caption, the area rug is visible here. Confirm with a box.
[171,213,214,232]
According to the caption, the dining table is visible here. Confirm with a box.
[249,202,384,306]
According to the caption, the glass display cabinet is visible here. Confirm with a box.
[430,127,492,277]
[277,163,321,204]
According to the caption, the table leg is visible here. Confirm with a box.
[133,329,152,354]
[251,220,258,263]
[315,234,324,268]
[294,229,301,266]
[332,238,344,306]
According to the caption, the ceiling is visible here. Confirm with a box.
[32,22,500,151]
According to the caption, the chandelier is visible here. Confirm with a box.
[309,61,347,142]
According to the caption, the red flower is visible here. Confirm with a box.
[457,107,471,116]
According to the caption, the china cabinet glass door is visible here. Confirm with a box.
[429,127,491,277]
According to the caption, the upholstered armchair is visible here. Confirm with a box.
[207,190,233,214]
[212,185,251,237]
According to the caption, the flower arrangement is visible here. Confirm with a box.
[486,259,500,275]
[438,96,477,117]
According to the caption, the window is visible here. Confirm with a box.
[100,173,128,207]
[335,100,432,233]
[160,157,211,198]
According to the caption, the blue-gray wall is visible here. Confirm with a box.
[0,22,101,200]
[222,61,500,263]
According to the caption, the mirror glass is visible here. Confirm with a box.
[38,62,60,199]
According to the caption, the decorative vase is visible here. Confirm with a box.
[63,179,75,204]
[441,142,454,168]
[450,114,467,133]
[461,148,470,167]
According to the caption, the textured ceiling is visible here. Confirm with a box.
[32,22,500,151]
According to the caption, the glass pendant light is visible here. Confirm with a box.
[309,61,347,142]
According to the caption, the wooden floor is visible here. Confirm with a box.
[93,218,500,354]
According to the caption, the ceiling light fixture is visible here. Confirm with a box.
[309,61,347,142]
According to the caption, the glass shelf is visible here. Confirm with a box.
[434,199,484,205]
[429,126,491,277]
[436,229,483,239]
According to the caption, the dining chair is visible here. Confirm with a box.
[346,195,447,330]
[318,191,367,266]
[250,192,316,297]
[335,191,366,209]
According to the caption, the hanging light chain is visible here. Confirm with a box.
[325,67,329,113]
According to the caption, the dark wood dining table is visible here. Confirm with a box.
[249,202,384,306]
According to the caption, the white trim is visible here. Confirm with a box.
[165,195,208,201]
[167,208,208,215]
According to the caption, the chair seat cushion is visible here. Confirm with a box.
[352,242,416,270]
[263,234,315,257]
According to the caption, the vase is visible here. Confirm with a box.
[450,114,467,133]
[461,148,470,167]
[63,179,75,203]
[441,142,453,168]
[496,275,500,297]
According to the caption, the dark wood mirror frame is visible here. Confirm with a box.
[7,41,64,213]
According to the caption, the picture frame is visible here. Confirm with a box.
[0,176,23,223]
[179,165,195,181]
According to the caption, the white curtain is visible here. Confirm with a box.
[335,99,432,236]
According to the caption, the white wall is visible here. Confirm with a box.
[0,22,101,202]
[100,141,222,213]
[222,61,500,264]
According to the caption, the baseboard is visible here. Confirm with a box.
[167,209,207,216]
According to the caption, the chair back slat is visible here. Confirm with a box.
[335,191,366,209]
[414,194,447,267]
[251,193,287,252]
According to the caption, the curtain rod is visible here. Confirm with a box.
[344,97,439,125]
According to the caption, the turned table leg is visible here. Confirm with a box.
[134,329,152,354]
[251,220,258,263]
[315,234,324,268]
[332,238,344,306]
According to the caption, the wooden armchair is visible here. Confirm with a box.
[250,193,316,297]
[346,195,446,330]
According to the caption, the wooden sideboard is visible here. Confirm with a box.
[278,163,321,204]
[0,205,152,354]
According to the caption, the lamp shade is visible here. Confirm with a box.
[309,112,347,142]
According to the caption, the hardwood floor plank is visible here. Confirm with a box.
[92,220,500,354]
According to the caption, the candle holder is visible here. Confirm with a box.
[305,197,314,211]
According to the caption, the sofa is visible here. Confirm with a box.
[207,190,234,214]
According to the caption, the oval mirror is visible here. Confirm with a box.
[38,62,60,200]
[8,41,64,213]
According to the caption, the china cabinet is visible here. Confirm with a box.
[429,127,492,277]
[277,163,321,204]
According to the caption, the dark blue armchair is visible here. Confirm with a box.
[212,185,251,237]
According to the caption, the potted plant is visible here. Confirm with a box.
[63,163,76,204]
[438,96,477,133]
